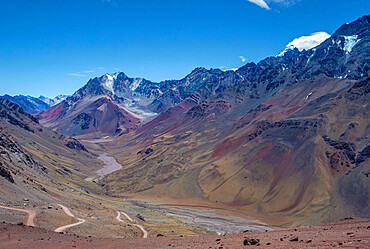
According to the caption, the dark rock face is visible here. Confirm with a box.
[186,106,206,118]
[72,113,91,130]
[65,139,88,152]
[0,162,14,183]
[357,146,370,163]
[323,135,357,164]
[0,110,34,133]
[0,128,44,182]
[345,76,370,100]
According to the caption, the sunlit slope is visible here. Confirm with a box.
[103,74,369,226]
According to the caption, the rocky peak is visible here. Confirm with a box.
[333,15,370,38]
[189,67,208,75]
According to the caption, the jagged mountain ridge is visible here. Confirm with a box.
[38,94,69,107]
[39,16,369,139]
[37,67,225,137]
[0,94,68,115]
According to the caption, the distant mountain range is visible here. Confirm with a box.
[0,94,68,115]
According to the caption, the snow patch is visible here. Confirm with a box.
[102,73,119,93]
[306,49,316,65]
[130,78,143,91]
[219,67,238,72]
[119,103,158,123]
[343,35,359,54]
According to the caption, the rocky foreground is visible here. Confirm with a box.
[0,218,369,248]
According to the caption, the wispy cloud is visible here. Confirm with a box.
[267,0,301,6]
[68,72,87,77]
[246,0,271,10]
[101,0,118,6]
[69,67,118,77]
[278,31,331,56]
[240,56,247,63]
[246,0,300,10]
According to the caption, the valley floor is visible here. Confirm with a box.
[0,218,369,248]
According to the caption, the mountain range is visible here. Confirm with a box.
[0,15,369,231]
[0,94,68,115]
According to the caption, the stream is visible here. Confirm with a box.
[94,153,122,182]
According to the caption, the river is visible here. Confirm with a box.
[95,153,123,182]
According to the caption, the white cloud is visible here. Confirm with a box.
[240,56,247,62]
[246,0,271,10]
[69,72,87,77]
[278,32,331,56]
[84,70,94,74]
[247,0,300,10]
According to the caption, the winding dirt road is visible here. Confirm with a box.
[116,211,148,238]
[54,204,85,233]
[0,205,36,227]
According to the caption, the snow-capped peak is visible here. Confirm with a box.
[102,73,119,93]
[38,94,69,106]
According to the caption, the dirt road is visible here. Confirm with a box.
[116,211,148,238]
[54,204,85,233]
[0,204,36,227]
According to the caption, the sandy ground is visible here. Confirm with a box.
[0,218,369,248]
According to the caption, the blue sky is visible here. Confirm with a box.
[0,0,368,97]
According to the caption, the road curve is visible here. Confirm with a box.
[0,204,36,227]
[54,204,85,233]
[116,211,148,238]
